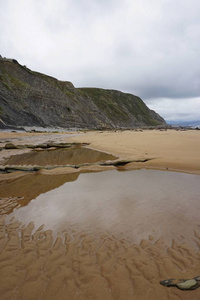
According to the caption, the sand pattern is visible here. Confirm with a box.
[0,197,23,215]
[0,130,200,299]
[0,216,200,300]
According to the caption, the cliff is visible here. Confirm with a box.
[0,58,166,129]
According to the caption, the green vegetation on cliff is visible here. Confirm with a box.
[0,58,166,129]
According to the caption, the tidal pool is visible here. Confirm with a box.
[3,147,117,166]
[1,169,200,300]
[5,169,200,247]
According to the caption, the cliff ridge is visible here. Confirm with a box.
[0,58,166,129]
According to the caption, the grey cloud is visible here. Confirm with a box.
[0,0,200,122]
[145,97,200,122]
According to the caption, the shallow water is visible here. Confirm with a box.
[1,169,200,300]
[3,147,117,166]
[6,169,200,247]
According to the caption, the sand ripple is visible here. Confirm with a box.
[0,217,200,300]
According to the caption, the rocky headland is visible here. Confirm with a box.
[0,57,166,129]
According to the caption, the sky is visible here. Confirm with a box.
[0,0,200,123]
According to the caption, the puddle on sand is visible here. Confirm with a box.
[3,147,117,166]
[1,169,200,300]
[4,169,200,248]
[0,172,80,211]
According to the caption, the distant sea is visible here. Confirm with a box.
[168,120,200,128]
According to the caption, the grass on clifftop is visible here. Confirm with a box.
[77,87,160,125]
[78,88,129,121]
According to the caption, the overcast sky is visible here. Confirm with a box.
[0,0,200,123]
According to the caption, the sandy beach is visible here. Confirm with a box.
[0,129,200,300]
[69,129,200,174]
[1,129,200,173]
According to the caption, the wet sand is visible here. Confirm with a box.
[0,130,200,299]
[69,129,200,174]
[3,147,116,167]
[1,129,200,174]
[5,170,200,247]
[1,217,200,300]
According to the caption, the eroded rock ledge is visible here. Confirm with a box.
[0,141,153,174]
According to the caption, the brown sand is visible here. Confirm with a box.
[0,129,200,300]
[0,216,200,300]
[69,129,200,174]
[1,129,200,174]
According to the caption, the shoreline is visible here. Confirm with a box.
[0,129,200,175]
[68,129,200,175]
[0,129,200,299]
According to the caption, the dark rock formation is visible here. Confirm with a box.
[160,276,200,290]
[0,58,166,129]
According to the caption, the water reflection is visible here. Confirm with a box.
[0,172,79,209]
[4,170,200,248]
[4,147,117,166]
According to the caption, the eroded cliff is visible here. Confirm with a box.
[0,58,166,129]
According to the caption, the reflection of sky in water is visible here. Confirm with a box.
[7,170,200,246]
[4,147,116,166]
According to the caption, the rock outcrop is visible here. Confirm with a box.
[0,58,166,129]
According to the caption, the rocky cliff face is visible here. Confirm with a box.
[0,58,166,129]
